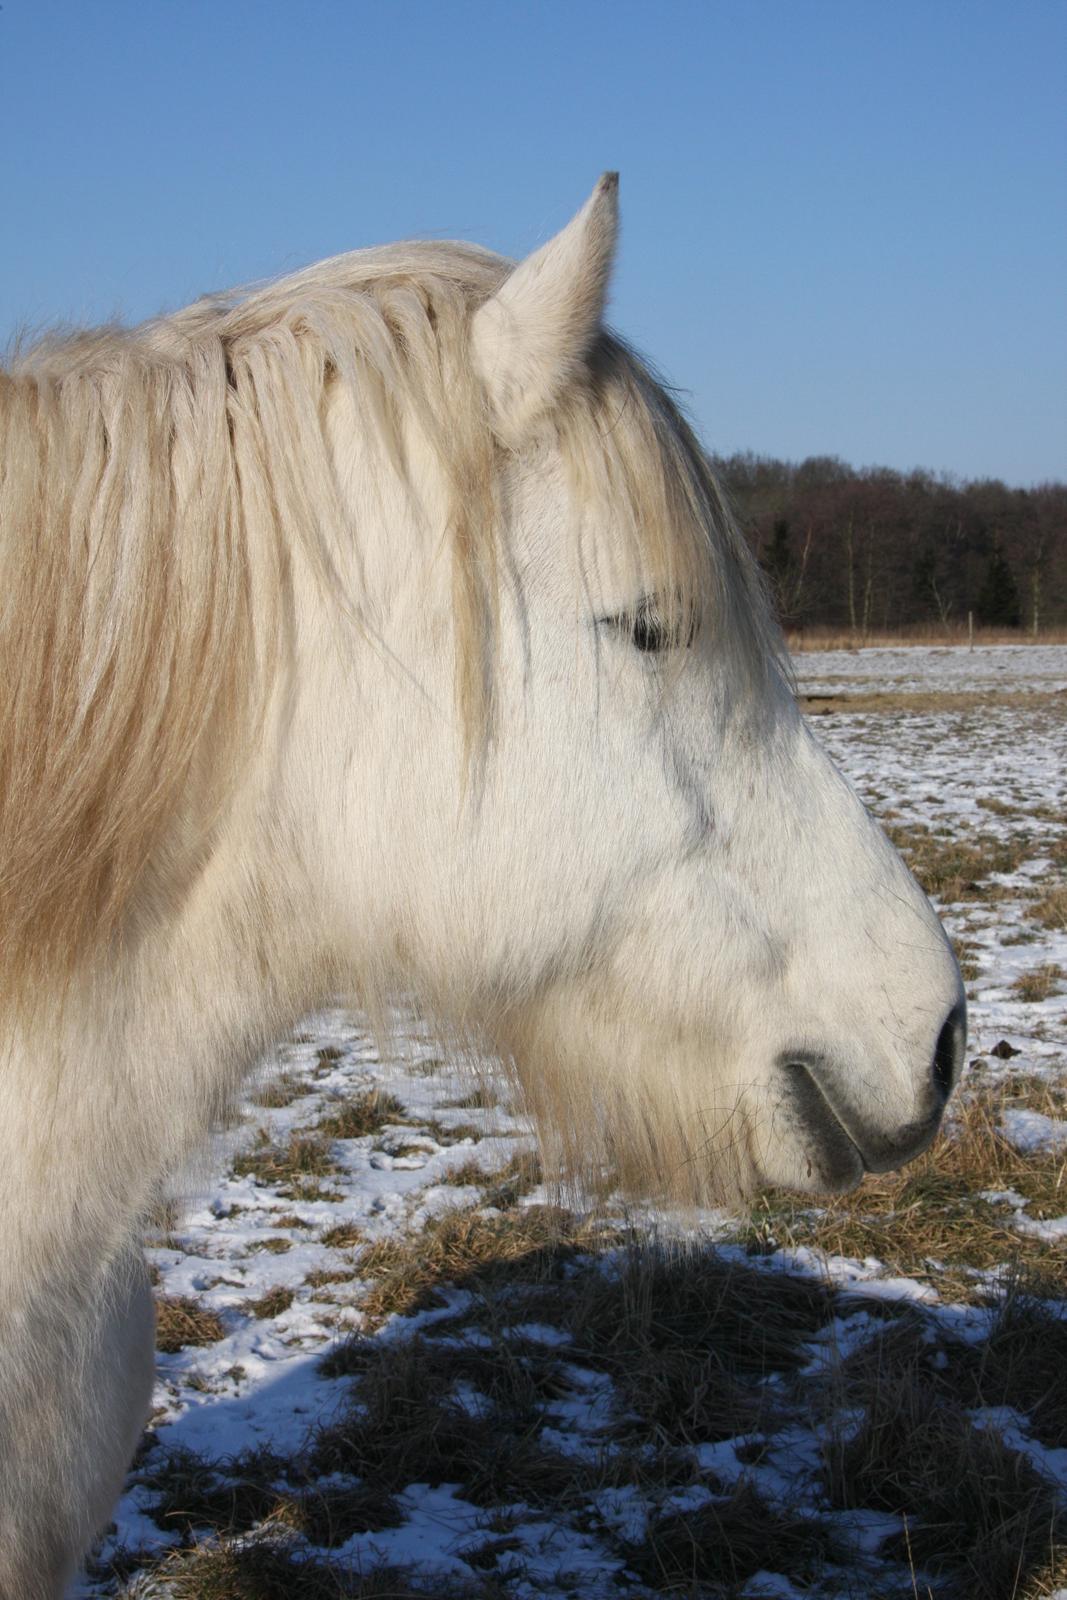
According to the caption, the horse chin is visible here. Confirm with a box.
[753,1088,869,1197]
[754,1133,866,1197]
[791,1135,867,1196]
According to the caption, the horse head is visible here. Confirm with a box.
[297,176,966,1203]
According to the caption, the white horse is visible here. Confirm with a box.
[0,175,964,1596]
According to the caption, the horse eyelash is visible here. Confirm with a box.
[600,596,693,654]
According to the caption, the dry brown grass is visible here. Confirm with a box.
[1012,965,1065,1003]
[802,688,1066,716]
[134,1542,510,1598]
[885,823,1036,903]
[319,1220,364,1249]
[626,1481,839,1591]
[311,1333,581,1512]
[825,1372,1062,1600]
[141,1446,283,1538]
[319,1240,1065,1597]
[232,1129,342,1199]
[351,1204,604,1328]
[140,1443,405,1551]
[307,1246,860,1577]
[128,1446,501,1592]
[441,1149,543,1207]
[1032,884,1067,932]
[323,1246,841,1455]
[249,1072,308,1109]
[125,1211,1067,1599]
[994,1071,1067,1116]
[743,1080,1067,1296]
[441,1084,506,1111]
[1025,1547,1067,1600]
[788,625,1067,650]
[304,1266,356,1291]
[316,1089,410,1140]
[243,1285,295,1320]
[819,1278,1067,1600]
[824,1271,1065,1444]
[422,1118,489,1145]
[977,795,1021,817]
[953,937,983,983]
[968,1280,1067,1449]
[154,1295,226,1354]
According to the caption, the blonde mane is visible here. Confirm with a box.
[0,241,775,997]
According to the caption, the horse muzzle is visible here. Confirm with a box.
[778,997,967,1185]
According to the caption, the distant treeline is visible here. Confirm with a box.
[714,452,1067,633]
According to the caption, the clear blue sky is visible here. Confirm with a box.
[1,1,1063,485]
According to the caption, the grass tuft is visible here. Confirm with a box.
[143,1446,284,1537]
[442,1150,543,1208]
[886,824,1035,903]
[233,1129,341,1199]
[250,1072,307,1109]
[311,1331,580,1510]
[742,1080,1067,1294]
[244,1285,296,1319]
[133,1540,509,1597]
[564,1246,835,1446]
[351,1204,601,1328]
[824,1367,1063,1600]
[1031,883,1067,932]
[154,1295,226,1353]
[1012,964,1065,1002]
[627,1481,838,1590]
[317,1089,410,1141]
[965,1276,1067,1449]
[320,1220,364,1248]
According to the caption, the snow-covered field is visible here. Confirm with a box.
[81,646,1066,1600]
[794,642,1067,698]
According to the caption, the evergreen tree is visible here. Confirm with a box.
[911,548,939,620]
[976,544,1021,627]
[764,518,793,617]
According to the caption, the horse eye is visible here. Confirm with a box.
[600,596,695,654]
[630,605,673,653]
[604,598,697,652]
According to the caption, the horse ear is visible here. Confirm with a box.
[473,172,619,441]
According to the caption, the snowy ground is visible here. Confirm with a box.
[79,646,1066,1600]
[793,642,1067,697]
[794,648,1067,1110]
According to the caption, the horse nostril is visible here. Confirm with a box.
[933,999,966,1101]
